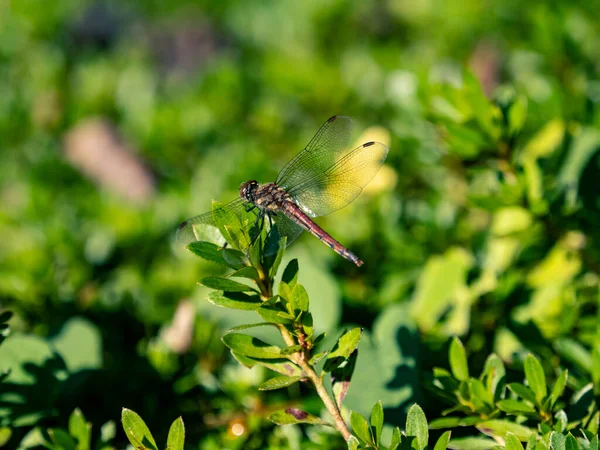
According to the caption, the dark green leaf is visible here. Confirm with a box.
[550,369,567,407]
[186,242,228,266]
[565,433,580,450]
[406,404,428,450]
[207,291,261,311]
[449,337,469,381]
[256,296,294,324]
[229,266,260,281]
[221,333,281,359]
[48,428,77,450]
[0,311,13,324]
[350,411,373,445]
[554,338,591,374]
[231,352,302,376]
[282,259,299,287]
[370,401,383,447]
[324,328,362,372]
[258,376,303,391]
[268,408,331,426]
[497,399,536,414]
[267,234,287,279]
[121,408,158,450]
[199,276,256,292]
[166,417,185,450]
[508,383,537,405]
[524,354,547,404]
[222,247,247,269]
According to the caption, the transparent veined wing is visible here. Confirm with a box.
[176,198,250,246]
[286,141,388,218]
[177,198,304,254]
[272,211,304,248]
[276,115,353,191]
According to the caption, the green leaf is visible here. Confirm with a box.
[497,399,536,414]
[347,435,361,450]
[554,338,591,373]
[186,242,228,266]
[332,350,358,409]
[212,201,252,252]
[505,432,525,450]
[481,353,505,402]
[406,404,428,450]
[409,247,473,332]
[550,370,568,407]
[256,296,294,324]
[350,411,373,445]
[508,383,537,405]
[565,433,580,450]
[308,351,328,366]
[267,235,287,279]
[68,408,91,450]
[221,333,281,359]
[507,95,528,135]
[551,432,566,450]
[449,337,469,381]
[0,427,10,447]
[476,419,534,441]
[521,119,565,161]
[166,417,185,450]
[553,410,567,433]
[389,427,401,450]
[433,431,452,450]
[258,376,303,391]
[231,352,302,376]
[199,276,256,292]
[282,259,299,287]
[268,408,331,426]
[207,291,262,311]
[291,283,309,313]
[524,354,547,404]
[222,247,247,269]
[48,428,77,450]
[225,323,275,333]
[229,266,260,281]
[280,345,302,356]
[324,328,362,372]
[121,408,158,450]
[278,281,293,303]
[370,401,383,447]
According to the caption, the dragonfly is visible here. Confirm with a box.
[177,115,388,267]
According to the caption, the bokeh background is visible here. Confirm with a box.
[2,0,600,448]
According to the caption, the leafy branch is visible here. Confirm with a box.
[186,202,358,441]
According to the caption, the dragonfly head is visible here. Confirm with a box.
[239,180,259,202]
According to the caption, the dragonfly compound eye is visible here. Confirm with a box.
[239,180,258,202]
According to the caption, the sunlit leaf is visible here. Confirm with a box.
[258,376,303,391]
[121,409,158,450]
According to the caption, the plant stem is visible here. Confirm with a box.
[277,324,352,442]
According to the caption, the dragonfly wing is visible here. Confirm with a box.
[287,141,388,217]
[262,212,304,256]
[177,198,252,246]
[276,116,353,190]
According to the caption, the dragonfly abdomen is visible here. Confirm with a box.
[281,201,364,267]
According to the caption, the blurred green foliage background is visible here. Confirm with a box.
[2,0,600,448]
